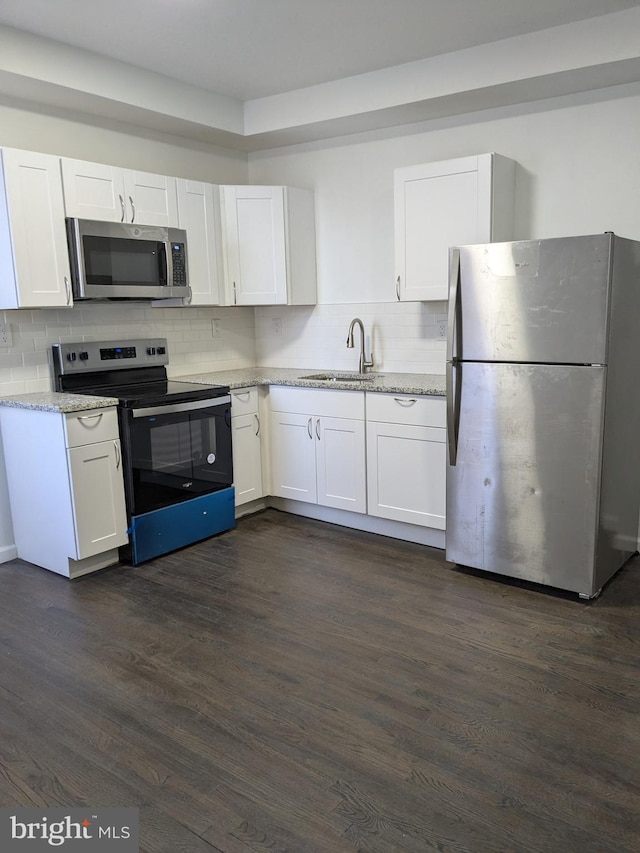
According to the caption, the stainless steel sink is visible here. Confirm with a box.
[300,372,378,382]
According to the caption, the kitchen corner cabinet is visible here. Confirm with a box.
[0,406,128,578]
[220,185,317,306]
[366,393,446,529]
[394,153,515,301]
[176,179,223,305]
[269,386,366,513]
[61,157,179,226]
[231,387,264,506]
[0,148,72,308]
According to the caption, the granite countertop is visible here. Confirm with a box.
[0,368,445,413]
[178,367,446,396]
[0,392,119,414]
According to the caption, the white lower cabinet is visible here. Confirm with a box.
[269,386,366,514]
[0,406,128,577]
[366,393,446,529]
[231,387,264,507]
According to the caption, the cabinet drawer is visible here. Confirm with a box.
[269,386,364,419]
[231,386,259,416]
[64,407,120,447]
[366,392,446,428]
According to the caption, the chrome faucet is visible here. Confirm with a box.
[346,317,374,374]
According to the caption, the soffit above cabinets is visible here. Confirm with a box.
[1,5,640,151]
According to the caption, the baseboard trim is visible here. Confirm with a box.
[0,543,18,564]
[266,497,445,549]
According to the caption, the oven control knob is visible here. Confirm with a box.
[78,351,89,361]
[157,346,166,355]
[66,352,77,362]
[147,347,156,356]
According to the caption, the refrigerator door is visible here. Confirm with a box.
[446,362,605,596]
[454,234,612,365]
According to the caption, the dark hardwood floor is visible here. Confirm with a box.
[0,508,639,852]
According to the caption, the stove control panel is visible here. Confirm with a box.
[52,338,169,375]
[101,346,137,361]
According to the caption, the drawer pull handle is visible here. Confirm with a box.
[77,413,104,426]
[234,391,251,401]
[394,398,417,406]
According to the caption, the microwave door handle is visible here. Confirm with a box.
[158,241,169,286]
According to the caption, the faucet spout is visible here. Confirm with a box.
[346,317,374,374]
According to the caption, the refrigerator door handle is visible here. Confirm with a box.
[447,248,461,466]
[446,360,460,466]
[447,247,460,364]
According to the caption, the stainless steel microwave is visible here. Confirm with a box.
[66,218,190,300]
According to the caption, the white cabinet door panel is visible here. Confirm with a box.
[367,421,446,529]
[1,149,71,308]
[224,186,287,305]
[68,440,128,558]
[269,411,317,503]
[61,159,126,221]
[176,180,222,305]
[123,170,178,227]
[232,412,263,506]
[316,416,366,513]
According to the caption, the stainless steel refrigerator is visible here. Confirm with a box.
[445,233,640,598]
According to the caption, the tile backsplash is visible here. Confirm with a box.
[255,302,447,374]
[0,303,256,395]
[0,299,447,395]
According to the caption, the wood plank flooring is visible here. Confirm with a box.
[0,508,639,852]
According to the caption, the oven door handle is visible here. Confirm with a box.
[130,395,231,418]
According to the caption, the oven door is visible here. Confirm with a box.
[120,396,233,517]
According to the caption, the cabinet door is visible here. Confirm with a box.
[222,186,287,305]
[62,159,179,226]
[315,416,366,514]
[176,179,222,304]
[123,169,179,226]
[394,153,515,302]
[232,412,263,506]
[67,439,128,558]
[269,411,316,503]
[1,149,72,308]
[367,421,446,529]
[61,158,127,221]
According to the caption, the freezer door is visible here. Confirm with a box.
[446,362,605,595]
[455,234,612,364]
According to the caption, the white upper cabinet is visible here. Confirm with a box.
[0,148,72,309]
[176,179,223,305]
[394,153,515,301]
[61,158,179,226]
[220,185,316,306]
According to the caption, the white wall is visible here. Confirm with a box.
[250,82,640,372]
[249,82,640,305]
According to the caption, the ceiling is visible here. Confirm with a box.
[0,0,639,101]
